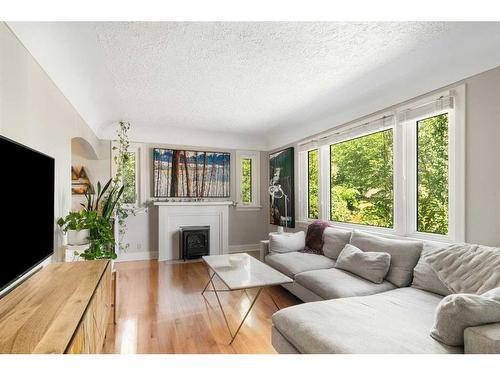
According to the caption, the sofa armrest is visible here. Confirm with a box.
[260,240,270,261]
[464,322,500,354]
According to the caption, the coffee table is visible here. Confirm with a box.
[202,253,292,344]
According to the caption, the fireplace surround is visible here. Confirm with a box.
[154,201,231,261]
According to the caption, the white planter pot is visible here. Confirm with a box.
[67,229,90,246]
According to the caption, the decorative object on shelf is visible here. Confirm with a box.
[269,147,295,228]
[153,148,230,198]
[71,165,93,195]
[57,210,90,245]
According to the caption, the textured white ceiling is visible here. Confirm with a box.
[8,22,500,150]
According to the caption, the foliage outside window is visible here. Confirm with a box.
[307,149,319,219]
[330,129,394,228]
[241,158,252,203]
[417,113,449,235]
[121,151,137,205]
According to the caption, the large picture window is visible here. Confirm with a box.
[297,87,464,242]
[417,113,449,235]
[330,129,393,228]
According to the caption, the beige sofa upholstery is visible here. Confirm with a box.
[264,228,500,354]
[295,268,396,300]
[272,288,462,354]
[265,252,335,279]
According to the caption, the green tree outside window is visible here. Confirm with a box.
[417,114,449,235]
[330,129,394,228]
[121,151,137,205]
[308,149,319,219]
[241,158,252,203]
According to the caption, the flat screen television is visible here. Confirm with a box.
[0,135,55,294]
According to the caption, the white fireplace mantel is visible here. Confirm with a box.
[154,201,233,207]
[155,201,232,261]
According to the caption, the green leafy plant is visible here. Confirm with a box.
[57,210,89,232]
[80,178,124,260]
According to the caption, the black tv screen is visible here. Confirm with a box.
[0,135,55,294]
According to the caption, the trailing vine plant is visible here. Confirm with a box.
[112,121,139,253]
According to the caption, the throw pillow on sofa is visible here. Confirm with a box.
[335,244,391,284]
[430,287,500,346]
[322,227,352,259]
[269,231,305,254]
[350,231,423,287]
[412,248,451,296]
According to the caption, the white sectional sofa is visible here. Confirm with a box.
[262,227,500,354]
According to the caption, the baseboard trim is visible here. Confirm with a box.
[228,243,260,253]
[116,251,158,262]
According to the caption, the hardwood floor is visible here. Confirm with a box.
[102,254,301,354]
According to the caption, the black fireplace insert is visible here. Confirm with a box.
[179,226,210,260]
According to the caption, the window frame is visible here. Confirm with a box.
[235,150,261,210]
[297,85,465,243]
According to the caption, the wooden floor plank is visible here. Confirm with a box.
[103,254,301,354]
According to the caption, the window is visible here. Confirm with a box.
[241,158,252,203]
[122,151,137,204]
[297,86,464,242]
[112,142,141,207]
[417,114,449,235]
[307,149,319,219]
[330,129,393,228]
[236,150,261,209]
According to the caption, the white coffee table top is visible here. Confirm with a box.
[202,253,292,290]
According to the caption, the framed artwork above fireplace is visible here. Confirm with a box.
[153,148,230,198]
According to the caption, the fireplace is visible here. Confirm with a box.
[179,226,210,260]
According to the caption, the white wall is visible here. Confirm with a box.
[117,143,269,260]
[0,23,108,262]
[268,66,500,247]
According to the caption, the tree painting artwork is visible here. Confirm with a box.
[153,148,230,198]
[269,147,295,228]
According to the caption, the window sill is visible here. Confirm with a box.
[235,204,262,211]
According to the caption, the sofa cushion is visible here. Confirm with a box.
[335,244,391,284]
[265,252,336,278]
[322,227,352,259]
[295,268,396,300]
[412,249,451,296]
[269,231,305,254]
[431,288,500,346]
[272,287,461,354]
[350,231,423,287]
[425,243,500,294]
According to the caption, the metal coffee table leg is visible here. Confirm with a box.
[202,271,265,345]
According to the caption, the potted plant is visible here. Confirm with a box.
[57,210,90,245]
[79,179,124,264]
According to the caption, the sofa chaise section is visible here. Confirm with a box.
[272,287,462,354]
